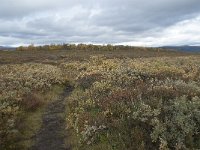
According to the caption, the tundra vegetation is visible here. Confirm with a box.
[0,44,199,150]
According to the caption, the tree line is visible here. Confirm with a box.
[16,43,162,51]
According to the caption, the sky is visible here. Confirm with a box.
[0,0,200,47]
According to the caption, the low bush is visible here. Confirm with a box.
[66,56,200,150]
[0,63,66,149]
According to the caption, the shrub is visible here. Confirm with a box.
[66,56,200,149]
[0,63,66,149]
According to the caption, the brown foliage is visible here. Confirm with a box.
[21,92,43,111]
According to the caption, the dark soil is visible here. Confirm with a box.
[31,86,73,150]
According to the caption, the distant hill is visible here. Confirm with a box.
[161,46,200,52]
[0,46,16,51]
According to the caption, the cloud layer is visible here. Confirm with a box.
[0,0,200,46]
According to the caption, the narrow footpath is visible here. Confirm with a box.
[31,86,73,150]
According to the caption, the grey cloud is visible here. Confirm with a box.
[0,0,200,46]
[92,0,200,32]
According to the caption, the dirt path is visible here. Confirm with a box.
[31,86,73,150]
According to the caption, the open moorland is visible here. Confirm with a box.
[0,44,200,150]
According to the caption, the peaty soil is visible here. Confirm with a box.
[31,86,73,150]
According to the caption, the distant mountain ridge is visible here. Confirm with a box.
[0,46,16,50]
[161,45,200,52]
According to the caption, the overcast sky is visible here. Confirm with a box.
[1,0,200,46]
